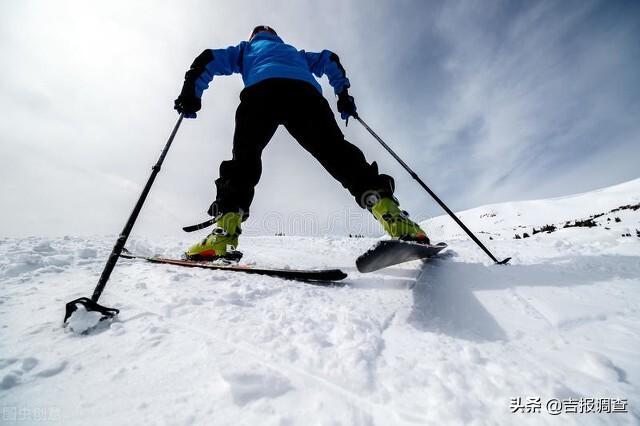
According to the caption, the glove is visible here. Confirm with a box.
[337,89,358,124]
[174,92,201,119]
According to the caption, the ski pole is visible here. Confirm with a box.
[355,115,510,265]
[64,113,185,325]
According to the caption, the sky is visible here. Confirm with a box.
[0,0,639,238]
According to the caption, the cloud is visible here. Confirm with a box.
[0,0,638,238]
[409,0,640,208]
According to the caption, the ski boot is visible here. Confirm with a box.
[370,197,430,243]
[184,212,243,262]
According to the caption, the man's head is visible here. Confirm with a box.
[249,25,277,41]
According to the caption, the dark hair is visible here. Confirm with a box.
[249,25,277,40]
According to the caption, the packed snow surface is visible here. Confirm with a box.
[1,179,639,425]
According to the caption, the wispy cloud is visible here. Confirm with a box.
[0,0,638,237]
[409,0,640,208]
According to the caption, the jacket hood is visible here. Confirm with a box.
[250,32,284,44]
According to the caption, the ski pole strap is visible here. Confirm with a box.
[183,218,217,232]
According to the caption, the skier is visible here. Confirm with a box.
[175,25,429,260]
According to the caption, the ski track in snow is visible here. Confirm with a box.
[1,179,640,425]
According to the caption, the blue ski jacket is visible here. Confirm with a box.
[183,32,351,99]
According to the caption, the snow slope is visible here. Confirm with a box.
[1,179,639,425]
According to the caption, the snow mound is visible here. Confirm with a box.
[65,305,105,334]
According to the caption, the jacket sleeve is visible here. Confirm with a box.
[301,50,351,95]
[182,43,244,98]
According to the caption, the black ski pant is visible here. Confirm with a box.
[210,78,394,219]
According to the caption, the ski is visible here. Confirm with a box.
[120,252,347,283]
[356,240,447,273]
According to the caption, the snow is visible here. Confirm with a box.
[65,305,104,335]
[1,179,639,425]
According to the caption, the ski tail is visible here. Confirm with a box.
[356,241,447,273]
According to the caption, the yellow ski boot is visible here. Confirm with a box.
[371,197,429,243]
[184,212,243,261]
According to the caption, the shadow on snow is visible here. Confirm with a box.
[408,254,640,343]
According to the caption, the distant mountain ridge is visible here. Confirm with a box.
[423,178,640,241]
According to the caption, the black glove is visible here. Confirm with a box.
[337,88,358,124]
[174,90,201,119]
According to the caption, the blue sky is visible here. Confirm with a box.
[0,0,638,237]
